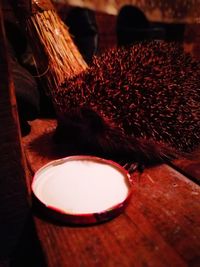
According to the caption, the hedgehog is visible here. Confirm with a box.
[52,40,200,168]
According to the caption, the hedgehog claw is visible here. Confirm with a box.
[123,162,144,174]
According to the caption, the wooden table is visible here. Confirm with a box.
[22,119,200,267]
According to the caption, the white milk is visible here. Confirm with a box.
[33,159,130,214]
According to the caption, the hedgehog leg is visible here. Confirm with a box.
[53,107,109,155]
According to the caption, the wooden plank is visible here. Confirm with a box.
[22,119,58,176]
[0,4,45,266]
[0,0,29,260]
[172,155,200,184]
[22,118,200,267]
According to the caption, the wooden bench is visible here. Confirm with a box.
[22,118,200,267]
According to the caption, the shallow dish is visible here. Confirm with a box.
[32,155,132,224]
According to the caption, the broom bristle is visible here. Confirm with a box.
[26,9,88,96]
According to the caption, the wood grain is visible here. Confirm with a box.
[23,119,200,267]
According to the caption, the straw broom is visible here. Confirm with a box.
[16,0,88,103]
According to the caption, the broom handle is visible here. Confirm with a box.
[31,0,55,12]
[13,0,55,22]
